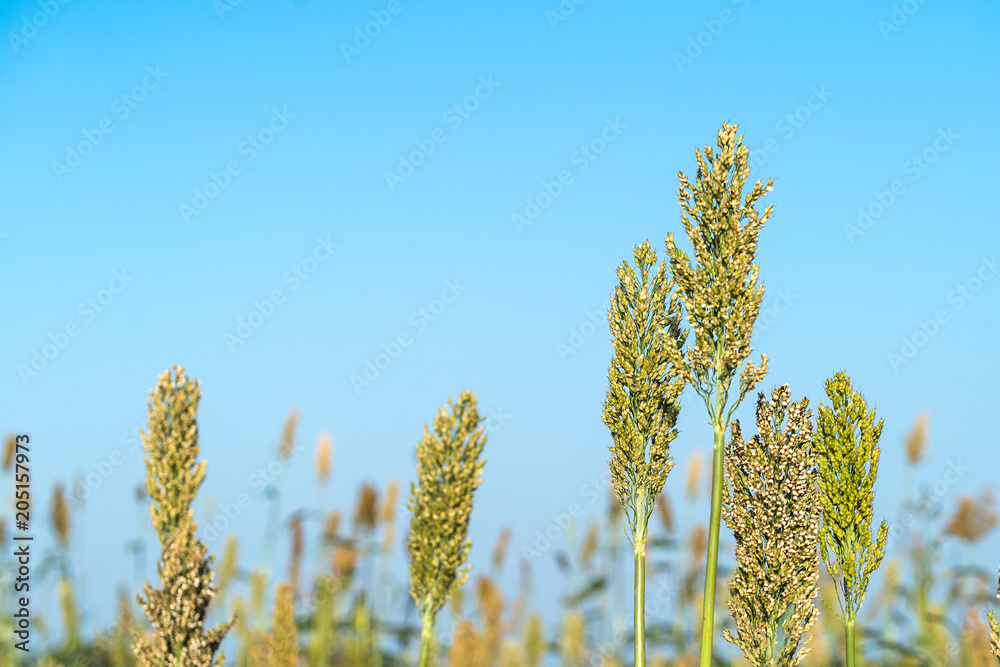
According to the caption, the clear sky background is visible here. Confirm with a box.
[2,0,998,651]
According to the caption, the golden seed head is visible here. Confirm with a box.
[560,611,586,665]
[2,434,14,471]
[655,492,673,533]
[289,513,304,590]
[904,413,930,465]
[315,432,332,484]
[814,371,888,622]
[663,122,771,413]
[132,366,235,667]
[353,483,378,533]
[685,450,703,501]
[333,542,358,579]
[322,511,341,546]
[943,488,998,543]
[722,385,820,664]
[51,483,70,549]
[269,582,298,667]
[407,390,486,623]
[603,240,685,544]
[381,479,400,524]
[523,613,545,667]
[492,527,512,572]
[278,410,299,460]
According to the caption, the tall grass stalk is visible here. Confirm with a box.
[814,372,888,667]
[602,240,685,667]
[407,391,487,667]
[661,122,773,667]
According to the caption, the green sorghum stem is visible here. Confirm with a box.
[418,613,433,667]
[699,375,726,667]
[634,529,647,667]
[845,617,856,667]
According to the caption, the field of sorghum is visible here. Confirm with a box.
[2,124,998,666]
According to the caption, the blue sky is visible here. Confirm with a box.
[1,0,998,648]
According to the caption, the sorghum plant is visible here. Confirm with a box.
[602,240,685,667]
[270,582,299,667]
[661,121,772,667]
[722,386,820,666]
[132,366,235,667]
[813,372,888,667]
[407,391,487,667]
[989,566,1000,660]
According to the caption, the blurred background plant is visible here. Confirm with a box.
[1,408,998,666]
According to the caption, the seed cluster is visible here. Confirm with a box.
[407,391,487,623]
[813,372,888,622]
[662,122,771,420]
[603,240,685,541]
[132,366,235,667]
[722,386,820,666]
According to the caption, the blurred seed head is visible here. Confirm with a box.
[943,488,999,544]
[579,522,600,571]
[278,409,299,460]
[322,511,341,547]
[333,542,357,579]
[560,611,586,666]
[315,432,333,485]
[905,413,930,465]
[51,483,70,549]
[380,479,399,524]
[656,492,673,533]
[353,483,378,534]
[523,613,545,667]
[689,524,707,564]
[685,450,703,501]
[289,513,304,591]
[2,434,14,471]
[492,527,512,572]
